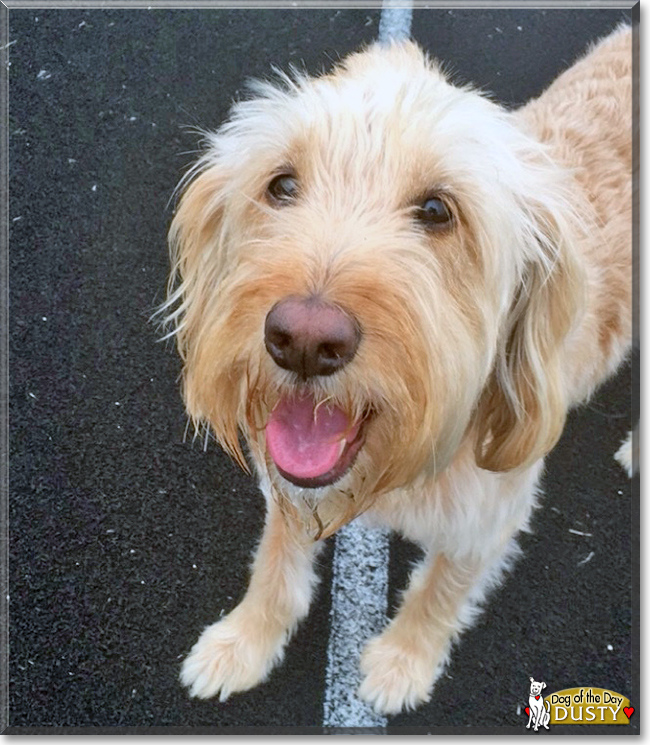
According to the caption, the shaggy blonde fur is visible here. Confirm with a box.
[165,26,633,715]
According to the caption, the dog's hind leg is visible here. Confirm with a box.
[615,426,638,477]
[180,498,321,701]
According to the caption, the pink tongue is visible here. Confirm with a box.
[266,393,359,481]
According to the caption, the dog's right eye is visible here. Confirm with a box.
[267,173,299,206]
[414,195,453,231]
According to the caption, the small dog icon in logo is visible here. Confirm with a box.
[526,677,551,731]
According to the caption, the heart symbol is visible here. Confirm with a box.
[525,706,530,716]
[624,706,634,719]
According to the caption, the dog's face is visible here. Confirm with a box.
[166,42,584,534]
[529,678,546,697]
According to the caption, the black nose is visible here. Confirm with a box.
[264,296,360,379]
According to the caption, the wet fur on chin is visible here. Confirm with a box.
[164,26,632,714]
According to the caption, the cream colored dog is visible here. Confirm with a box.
[164,26,633,715]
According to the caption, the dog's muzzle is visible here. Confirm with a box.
[263,296,367,488]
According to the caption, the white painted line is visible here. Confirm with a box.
[323,521,390,728]
[321,3,412,729]
[378,0,414,44]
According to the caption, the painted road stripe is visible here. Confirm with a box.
[322,1,412,729]
[378,0,414,44]
[322,521,390,728]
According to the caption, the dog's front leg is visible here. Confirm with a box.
[359,552,486,715]
[181,498,320,701]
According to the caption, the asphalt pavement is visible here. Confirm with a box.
[6,4,637,734]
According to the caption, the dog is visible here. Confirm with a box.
[162,25,633,715]
[527,677,551,731]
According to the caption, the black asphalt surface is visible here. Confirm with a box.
[7,5,638,734]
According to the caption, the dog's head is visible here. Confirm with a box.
[164,42,586,536]
[529,678,547,697]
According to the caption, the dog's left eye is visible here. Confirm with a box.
[267,173,299,206]
[415,196,453,230]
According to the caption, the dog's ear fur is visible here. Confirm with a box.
[165,165,231,362]
[474,186,586,473]
[162,163,251,467]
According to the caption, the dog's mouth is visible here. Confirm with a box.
[265,391,369,488]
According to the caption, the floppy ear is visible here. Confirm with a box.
[161,164,253,469]
[164,165,231,362]
[474,200,586,472]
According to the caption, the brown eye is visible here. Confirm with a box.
[415,195,452,230]
[267,173,299,205]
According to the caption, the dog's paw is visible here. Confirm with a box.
[358,632,444,715]
[180,609,286,701]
